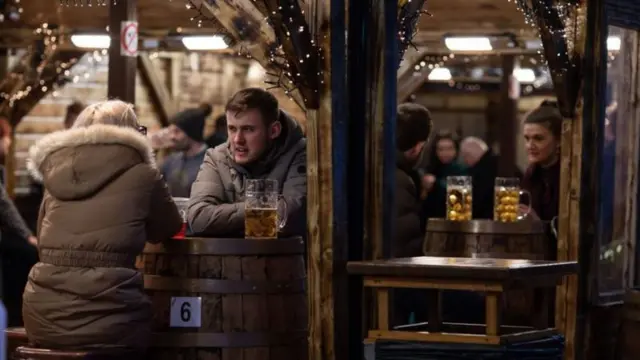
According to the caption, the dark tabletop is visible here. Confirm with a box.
[143,236,304,255]
[347,256,578,281]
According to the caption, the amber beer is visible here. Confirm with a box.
[446,176,472,221]
[493,177,531,222]
[245,208,278,239]
[244,179,288,239]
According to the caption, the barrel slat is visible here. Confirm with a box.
[144,237,307,360]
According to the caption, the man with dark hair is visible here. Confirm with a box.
[187,88,306,237]
[395,102,432,257]
[205,114,228,149]
[394,103,432,327]
[161,103,211,197]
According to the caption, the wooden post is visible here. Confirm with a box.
[347,0,398,343]
[107,0,136,103]
[381,0,398,261]
[327,0,351,359]
[498,54,517,176]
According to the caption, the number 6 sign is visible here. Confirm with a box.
[169,297,202,328]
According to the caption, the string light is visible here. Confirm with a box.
[58,0,109,6]
[0,21,105,109]
[178,0,425,108]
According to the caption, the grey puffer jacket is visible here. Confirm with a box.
[187,111,307,237]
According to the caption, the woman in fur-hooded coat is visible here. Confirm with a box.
[22,100,182,351]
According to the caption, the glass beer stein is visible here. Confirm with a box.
[446,176,473,221]
[493,177,531,222]
[172,197,189,239]
[244,179,288,239]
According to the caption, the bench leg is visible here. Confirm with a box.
[426,289,442,332]
[485,292,502,336]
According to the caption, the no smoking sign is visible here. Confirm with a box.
[120,21,138,57]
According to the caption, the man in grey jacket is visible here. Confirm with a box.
[187,88,307,237]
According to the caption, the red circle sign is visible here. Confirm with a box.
[121,22,138,56]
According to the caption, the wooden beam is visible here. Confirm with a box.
[302,0,335,359]
[200,0,306,110]
[168,54,181,98]
[137,55,174,126]
[497,54,517,176]
[107,0,137,103]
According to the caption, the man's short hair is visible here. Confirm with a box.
[396,103,432,151]
[225,88,279,125]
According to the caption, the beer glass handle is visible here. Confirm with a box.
[278,195,288,230]
[550,216,559,239]
[518,189,532,220]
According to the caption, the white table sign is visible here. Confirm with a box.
[169,297,202,328]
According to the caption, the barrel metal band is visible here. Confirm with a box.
[144,275,306,294]
[427,218,545,235]
[143,237,305,256]
[151,331,307,348]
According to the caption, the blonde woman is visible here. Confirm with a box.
[23,100,182,352]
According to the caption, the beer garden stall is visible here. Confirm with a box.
[2,0,640,360]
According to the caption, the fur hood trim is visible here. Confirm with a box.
[27,124,155,182]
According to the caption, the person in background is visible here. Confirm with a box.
[160,103,211,197]
[393,103,432,326]
[23,100,182,352]
[421,130,467,219]
[521,100,562,222]
[459,137,522,219]
[0,116,38,326]
[205,113,227,149]
[63,100,86,129]
[187,88,307,237]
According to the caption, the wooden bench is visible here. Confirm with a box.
[14,346,141,360]
[6,327,29,360]
[347,256,577,345]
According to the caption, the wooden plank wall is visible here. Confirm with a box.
[12,51,308,194]
[12,52,162,194]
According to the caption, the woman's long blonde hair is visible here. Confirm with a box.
[72,100,138,129]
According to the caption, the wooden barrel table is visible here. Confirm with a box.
[424,219,549,259]
[424,219,552,326]
[621,289,640,360]
[6,327,29,360]
[141,237,307,360]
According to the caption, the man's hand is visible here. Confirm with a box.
[28,236,38,246]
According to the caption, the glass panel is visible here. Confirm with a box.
[597,25,630,297]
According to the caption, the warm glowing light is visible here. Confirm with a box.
[428,68,452,81]
[607,36,621,51]
[70,34,110,49]
[181,35,228,51]
[513,68,536,83]
[444,37,492,51]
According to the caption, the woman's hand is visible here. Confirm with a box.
[28,236,38,246]
[422,174,436,191]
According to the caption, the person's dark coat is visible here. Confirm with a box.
[394,152,425,257]
[22,124,182,350]
[522,160,560,222]
[423,162,467,219]
[187,111,307,237]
